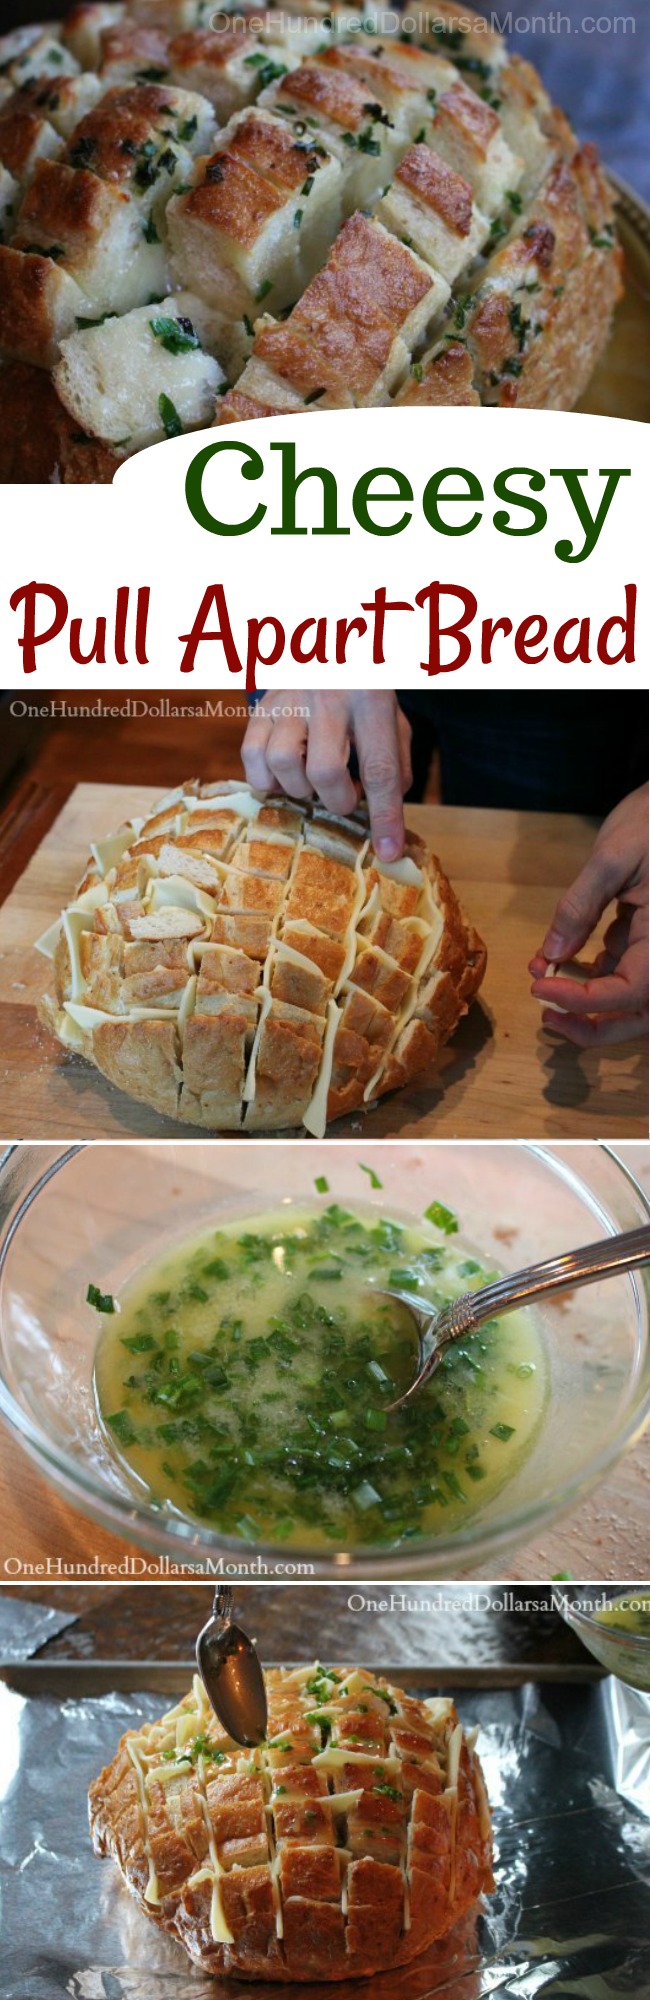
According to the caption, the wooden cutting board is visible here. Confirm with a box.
[0,780,646,1139]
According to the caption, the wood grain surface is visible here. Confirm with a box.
[0,780,646,1140]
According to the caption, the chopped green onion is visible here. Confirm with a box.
[87,1282,116,1313]
[424,1201,458,1235]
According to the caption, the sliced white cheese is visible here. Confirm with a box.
[127,1741,159,1906]
[186,788,262,821]
[318,1788,364,1813]
[146,876,217,920]
[35,880,109,959]
[64,1001,173,1030]
[62,907,93,1003]
[375,855,423,887]
[302,996,341,1139]
[90,826,134,876]
[177,974,197,1041]
[313,1747,402,1773]
[35,916,67,961]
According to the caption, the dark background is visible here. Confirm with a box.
[4,2,649,200]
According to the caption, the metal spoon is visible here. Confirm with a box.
[377,1223,650,1414]
[196,1587,268,1747]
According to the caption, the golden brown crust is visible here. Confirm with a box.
[180,149,286,248]
[62,81,181,183]
[0,79,61,178]
[397,339,480,406]
[396,143,474,234]
[0,360,118,478]
[88,1667,493,1982]
[0,242,85,367]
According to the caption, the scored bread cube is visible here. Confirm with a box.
[396,338,480,407]
[261,54,401,214]
[98,22,172,87]
[0,25,49,71]
[322,39,457,141]
[53,288,225,450]
[221,106,342,287]
[496,57,560,200]
[215,358,309,423]
[378,143,487,283]
[129,0,212,28]
[457,151,616,407]
[419,0,505,66]
[0,243,87,366]
[167,108,341,317]
[229,212,450,413]
[1,30,79,91]
[428,79,522,215]
[24,73,106,141]
[168,29,294,124]
[0,84,63,187]
[62,4,124,70]
[63,83,216,234]
[14,158,170,316]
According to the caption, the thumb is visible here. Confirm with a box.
[542,851,619,961]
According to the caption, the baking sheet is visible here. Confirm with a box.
[0,1673,649,2000]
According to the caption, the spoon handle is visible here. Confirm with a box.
[441,1223,650,1343]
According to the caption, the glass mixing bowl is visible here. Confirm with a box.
[558,1585,650,1691]
[0,1142,649,1579]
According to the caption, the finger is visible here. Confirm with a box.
[354,694,407,860]
[305,701,359,817]
[540,848,622,962]
[531,938,648,1016]
[242,712,277,793]
[397,709,413,794]
[264,715,314,801]
[541,1005,649,1047]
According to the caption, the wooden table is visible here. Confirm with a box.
[0,782,646,1139]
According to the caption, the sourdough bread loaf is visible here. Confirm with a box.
[88,1665,494,1980]
[37,779,487,1132]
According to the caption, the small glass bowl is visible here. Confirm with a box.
[0,1141,649,1579]
[558,1585,650,1691]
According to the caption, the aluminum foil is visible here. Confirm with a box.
[0,1595,78,1663]
[0,1677,649,2000]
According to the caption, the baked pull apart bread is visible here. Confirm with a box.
[88,1665,494,1981]
[36,780,486,1132]
[0,2,622,480]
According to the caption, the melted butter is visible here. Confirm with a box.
[94,1200,547,1552]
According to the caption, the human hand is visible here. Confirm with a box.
[242,690,412,859]
[529,783,649,1046]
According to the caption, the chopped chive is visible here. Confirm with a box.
[490,1422,516,1443]
[314,1175,330,1193]
[424,1201,458,1235]
[87,1282,116,1313]
[358,1163,383,1189]
[158,392,182,438]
